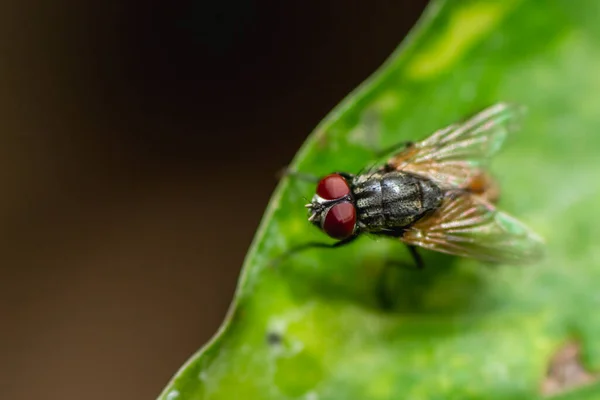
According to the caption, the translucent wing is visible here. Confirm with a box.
[386,103,525,189]
[401,193,544,264]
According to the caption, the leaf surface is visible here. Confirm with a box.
[160,1,600,398]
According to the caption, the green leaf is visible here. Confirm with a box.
[551,383,600,400]
[159,0,600,398]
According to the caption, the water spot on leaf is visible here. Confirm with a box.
[348,109,381,150]
[374,91,405,114]
[305,391,319,400]
[165,390,179,400]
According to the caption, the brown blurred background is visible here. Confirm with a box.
[0,1,428,399]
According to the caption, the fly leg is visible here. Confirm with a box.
[407,245,424,269]
[270,234,360,268]
[376,245,423,310]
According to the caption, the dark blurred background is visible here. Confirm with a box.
[0,1,428,399]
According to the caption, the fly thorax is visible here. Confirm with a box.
[352,176,385,228]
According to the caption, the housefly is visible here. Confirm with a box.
[298,103,544,267]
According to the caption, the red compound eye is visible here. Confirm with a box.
[316,174,350,200]
[323,202,356,240]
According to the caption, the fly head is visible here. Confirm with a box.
[306,173,357,240]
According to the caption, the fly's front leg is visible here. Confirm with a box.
[270,234,360,268]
